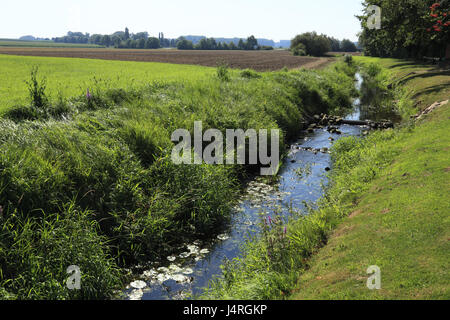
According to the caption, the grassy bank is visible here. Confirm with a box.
[0,59,356,299]
[200,57,449,300]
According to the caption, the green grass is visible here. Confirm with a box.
[0,54,216,113]
[200,57,450,300]
[0,39,104,48]
[0,59,357,299]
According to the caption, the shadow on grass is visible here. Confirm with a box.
[412,83,450,99]
[397,70,450,86]
[387,61,433,69]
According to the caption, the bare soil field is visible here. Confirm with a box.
[0,48,333,71]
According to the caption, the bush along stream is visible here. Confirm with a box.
[0,60,359,300]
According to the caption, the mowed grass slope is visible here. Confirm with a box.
[0,54,216,113]
[292,57,449,300]
[354,56,450,115]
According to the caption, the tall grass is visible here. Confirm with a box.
[0,60,356,299]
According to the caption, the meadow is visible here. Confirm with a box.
[0,39,103,48]
[0,54,357,299]
[0,54,216,113]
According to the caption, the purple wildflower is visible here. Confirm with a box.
[284,226,287,234]
[86,88,92,100]
[268,215,272,225]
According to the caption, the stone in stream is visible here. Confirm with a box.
[325,167,331,172]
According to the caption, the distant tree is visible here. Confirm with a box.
[145,37,160,49]
[101,35,111,47]
[177,38,194,50]
[124,27,130,40]
[245,35,258,50]
[238,39,245,50]
[126,38,136,48]
[229,42,237,50]
[133,32,149,40]
[90,34,103,45]
[112,31,125,39]
[340,39,357,52]
[112,35,121,47]
[290,32,331,56]
[137,38,146,49]
[327,36,341,52]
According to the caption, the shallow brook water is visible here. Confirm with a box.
[124,73,366,300]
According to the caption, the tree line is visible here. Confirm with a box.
[358,0,449,58]
[176,35,274,50]
[53,29,171,49]
[53,29,274,51]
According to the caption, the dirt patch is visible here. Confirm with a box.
[0,48,332,71]
[349,209,363,218]
[415,100,449,120]
[444,167,450,172]
[332,225,355,238]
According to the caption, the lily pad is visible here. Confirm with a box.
[130,280,147,289]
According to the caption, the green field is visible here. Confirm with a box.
[0,39,103,48]
[0,54,216,113]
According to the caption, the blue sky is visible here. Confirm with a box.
[1,0,363,41]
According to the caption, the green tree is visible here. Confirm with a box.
[101,35,111,47]
[238,39,245,50]
[245,35,258,50]
[341,39,357,52]
[290,32,331,56]
[145,37,160,49]
[124,27,130,40]
[357,0,449,58]
[137,38,146,49]
[176,38,194,50]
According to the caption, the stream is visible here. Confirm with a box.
[124,73,366,300]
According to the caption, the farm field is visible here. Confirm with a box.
[0,39,104,48]
[0,47,333,71]
[0,54,216,113]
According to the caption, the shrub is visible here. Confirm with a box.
[240,69,262,79]
[216,62,230,81]
[27,66,48,110]
[290,32,331,56]
[292,43,307,56]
